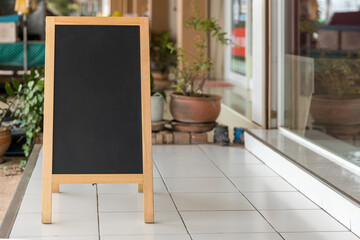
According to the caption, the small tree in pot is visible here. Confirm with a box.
[310,55,360,137]
[167,8,230,127]
[150,30,177,89]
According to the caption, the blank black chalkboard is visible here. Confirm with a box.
[52,25,143,174]
[42,17,153,224]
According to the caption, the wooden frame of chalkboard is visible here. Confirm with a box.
[41,17,153,223]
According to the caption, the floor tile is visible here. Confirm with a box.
[25,179,42,195]
[219,164,277,177]
[231,177,297,192]
[99,212,187,235]
[280,232,360,240]
[30,164,43,179]
[19,190,97,213]
[244,192,319,210]
[98,178,167,194]
[191,233,283,240]
[99,192,176,212]
[164,178,238,193]
[261,210,348,232]
[153,166,161,178]
[102,234,192,240]
[98,183,139,193]
[153,145,201,153]
[10,213,98,237]
[157,163,224,178]
[172,193,254,211]
[209,153,264,165]
[181,211,275,233]
[153,147,210,166]
[13,236,99,240]
[25,181,96,196]
[154,153,211,166]
[198,145,247,155]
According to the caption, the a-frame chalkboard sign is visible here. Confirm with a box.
[41,17,153,223]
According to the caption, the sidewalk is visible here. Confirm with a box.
[8,145,360,240]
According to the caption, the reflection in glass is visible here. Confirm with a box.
[282,0,360,165]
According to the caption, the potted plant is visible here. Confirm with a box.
[6,68,44,158]
[167,8,230,127]
[0,92,14,163]
[150,30,177,89]
[151,73,166,122]
[310,56,360,134]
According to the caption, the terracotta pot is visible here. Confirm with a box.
[152,72,168,81]
[170,93,222,123]
[35,132,43,144]
[154,79,171,90]
[0,126,12,163]
[310,95,360,125]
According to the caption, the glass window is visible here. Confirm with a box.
[281,0,360,166]
[231,0,247,75]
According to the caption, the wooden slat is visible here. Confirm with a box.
[140,17,154,223]
[52,174,144,184]
[52,16,142,25]
[52,183,59,193]
[138,183,143,193]
[42,16,55,224]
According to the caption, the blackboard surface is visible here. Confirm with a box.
[52,25,143,174]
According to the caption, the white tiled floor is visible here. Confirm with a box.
[9,145,360,240]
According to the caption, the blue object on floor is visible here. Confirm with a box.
[234,127,245,144]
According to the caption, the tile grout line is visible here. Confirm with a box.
[153,159,194,240]
[95,184,101,240]
[197,145,286,240]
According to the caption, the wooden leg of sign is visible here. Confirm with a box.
[41,178,52,224]
[52,183,59,193]
[138,184,143,193]
[144,179,153,223]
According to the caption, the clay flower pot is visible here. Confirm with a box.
[170,93,221,123]
[0,126,12,163]
[310,95,360,125]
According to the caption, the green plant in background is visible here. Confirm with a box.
[47,0,78,16]
[151,73,166,100]
[150,30,177,74]
[0,86,16,126]
[167,7,230,97]
[315,56,360,98]
[6,68,44,157]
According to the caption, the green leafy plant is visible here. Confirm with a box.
[0,88,16,126]
[150,30,177,73]
[151,73,166,100]
[47,0,78,16]
[167,7,230,97]
[6,68,44,157]
[315,56,360,98]
[19,159,27,170]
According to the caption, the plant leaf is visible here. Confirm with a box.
[5,82,15,97]
[23,73,29,84]
[0,97,7,104]
[158,90,166,101]
[30,68,35,79]
[12,79,20,91]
